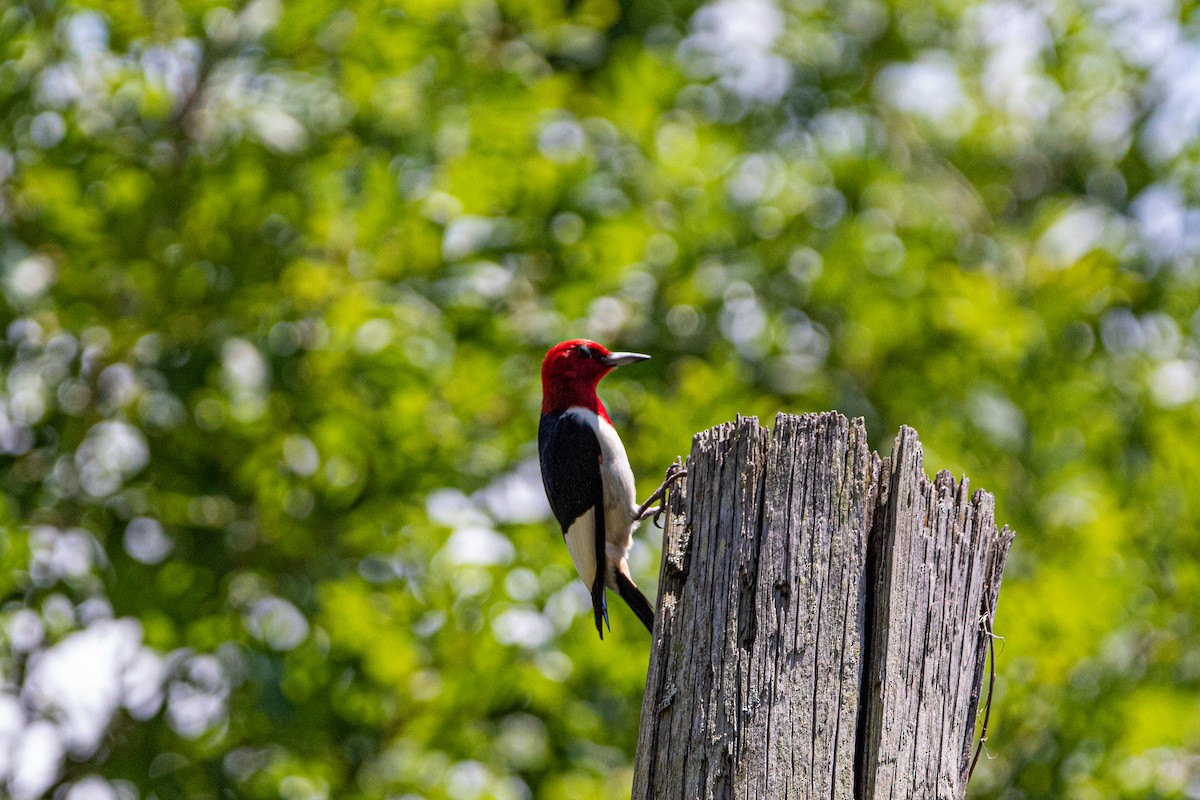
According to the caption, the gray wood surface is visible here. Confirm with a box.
[632,413,1012,800]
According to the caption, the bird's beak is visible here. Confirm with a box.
[601,351,651,367]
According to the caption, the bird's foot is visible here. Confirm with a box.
[635,458,688,526]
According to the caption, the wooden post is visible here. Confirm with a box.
[633,413,1013,800]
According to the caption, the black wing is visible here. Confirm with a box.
[538,411,603,534]
[538,411,610,637]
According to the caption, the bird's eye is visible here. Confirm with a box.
[577,344,593,358]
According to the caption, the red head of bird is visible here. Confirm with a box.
[540,339,649,418]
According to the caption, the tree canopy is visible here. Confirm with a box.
[2,0,1200,797]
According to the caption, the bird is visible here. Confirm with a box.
[538,339,684,639]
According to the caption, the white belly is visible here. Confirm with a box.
[563,406,638,589]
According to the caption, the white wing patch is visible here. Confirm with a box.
[593,417,638,524]
[564,508,597,589]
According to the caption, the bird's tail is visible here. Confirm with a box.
[614,569,655,632]
[591,575,610,639]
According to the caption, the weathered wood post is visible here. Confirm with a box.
[633,412,1012,799]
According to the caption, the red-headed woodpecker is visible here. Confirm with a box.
[538,339,683,639]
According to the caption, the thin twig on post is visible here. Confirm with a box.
[969,600,998,780]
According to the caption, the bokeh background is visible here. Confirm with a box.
[2,0,1199,797]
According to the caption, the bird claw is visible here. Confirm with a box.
[636,458,688,524]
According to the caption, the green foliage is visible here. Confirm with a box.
[2,0,1200,797]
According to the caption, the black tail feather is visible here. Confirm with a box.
[615,571,655,632]
[591,575,609,639]
[591,491,609,640]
